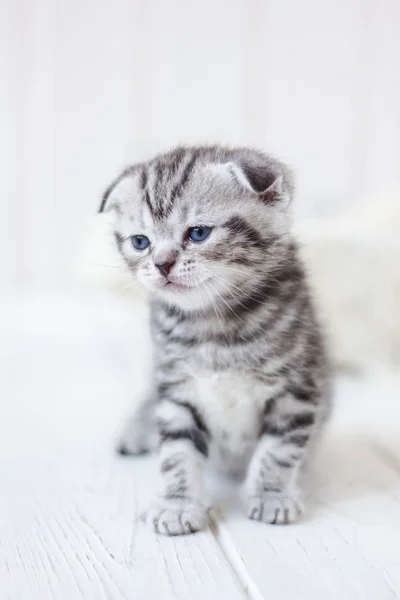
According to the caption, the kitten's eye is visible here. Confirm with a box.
[188,226,212,242]
[131,235,150,250]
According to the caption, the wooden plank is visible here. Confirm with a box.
[0,452,248,600]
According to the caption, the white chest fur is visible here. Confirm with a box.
[194,370,266,474]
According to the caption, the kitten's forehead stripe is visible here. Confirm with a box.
[139,166,153,217]
[167,152,198,217]
[154,161,168,217]
[146,164,160,218]
[143,149,199,221]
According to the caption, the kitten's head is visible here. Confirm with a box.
[100,146,294,312]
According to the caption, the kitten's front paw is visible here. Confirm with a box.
[246,492,304,525]
[146,497,210,536]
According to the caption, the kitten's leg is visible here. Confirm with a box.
[146,399,211,536]
[117,395,159,456]
[243,394,318,524]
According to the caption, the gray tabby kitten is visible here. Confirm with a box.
[100,146,331,536]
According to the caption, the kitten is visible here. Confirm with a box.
[100,146,332,535]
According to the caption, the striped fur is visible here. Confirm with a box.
[103,146,332,535]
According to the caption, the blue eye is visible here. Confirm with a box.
[131,235,150,250]
[188,226,212,242]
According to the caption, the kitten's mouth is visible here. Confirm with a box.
[164,280,191,291]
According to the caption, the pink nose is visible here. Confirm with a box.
[155,262,175,278]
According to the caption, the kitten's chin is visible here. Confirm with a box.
[153,283,213,312]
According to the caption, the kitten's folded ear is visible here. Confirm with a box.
[259,175,284,203]
[220,148,294,205]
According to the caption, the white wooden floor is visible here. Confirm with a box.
[1,290,400,600]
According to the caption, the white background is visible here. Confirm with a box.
[1,0,399,289]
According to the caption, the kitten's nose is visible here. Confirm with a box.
[155,261,175,278]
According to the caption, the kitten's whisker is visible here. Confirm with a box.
[206,273,247,296]
[205,272,268,307]
[207,280,245,324]
[203,282,224,332]
[206,264,282,292]
[195,281,206,316]
[205,263,249,277]
[205,273,248,303]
